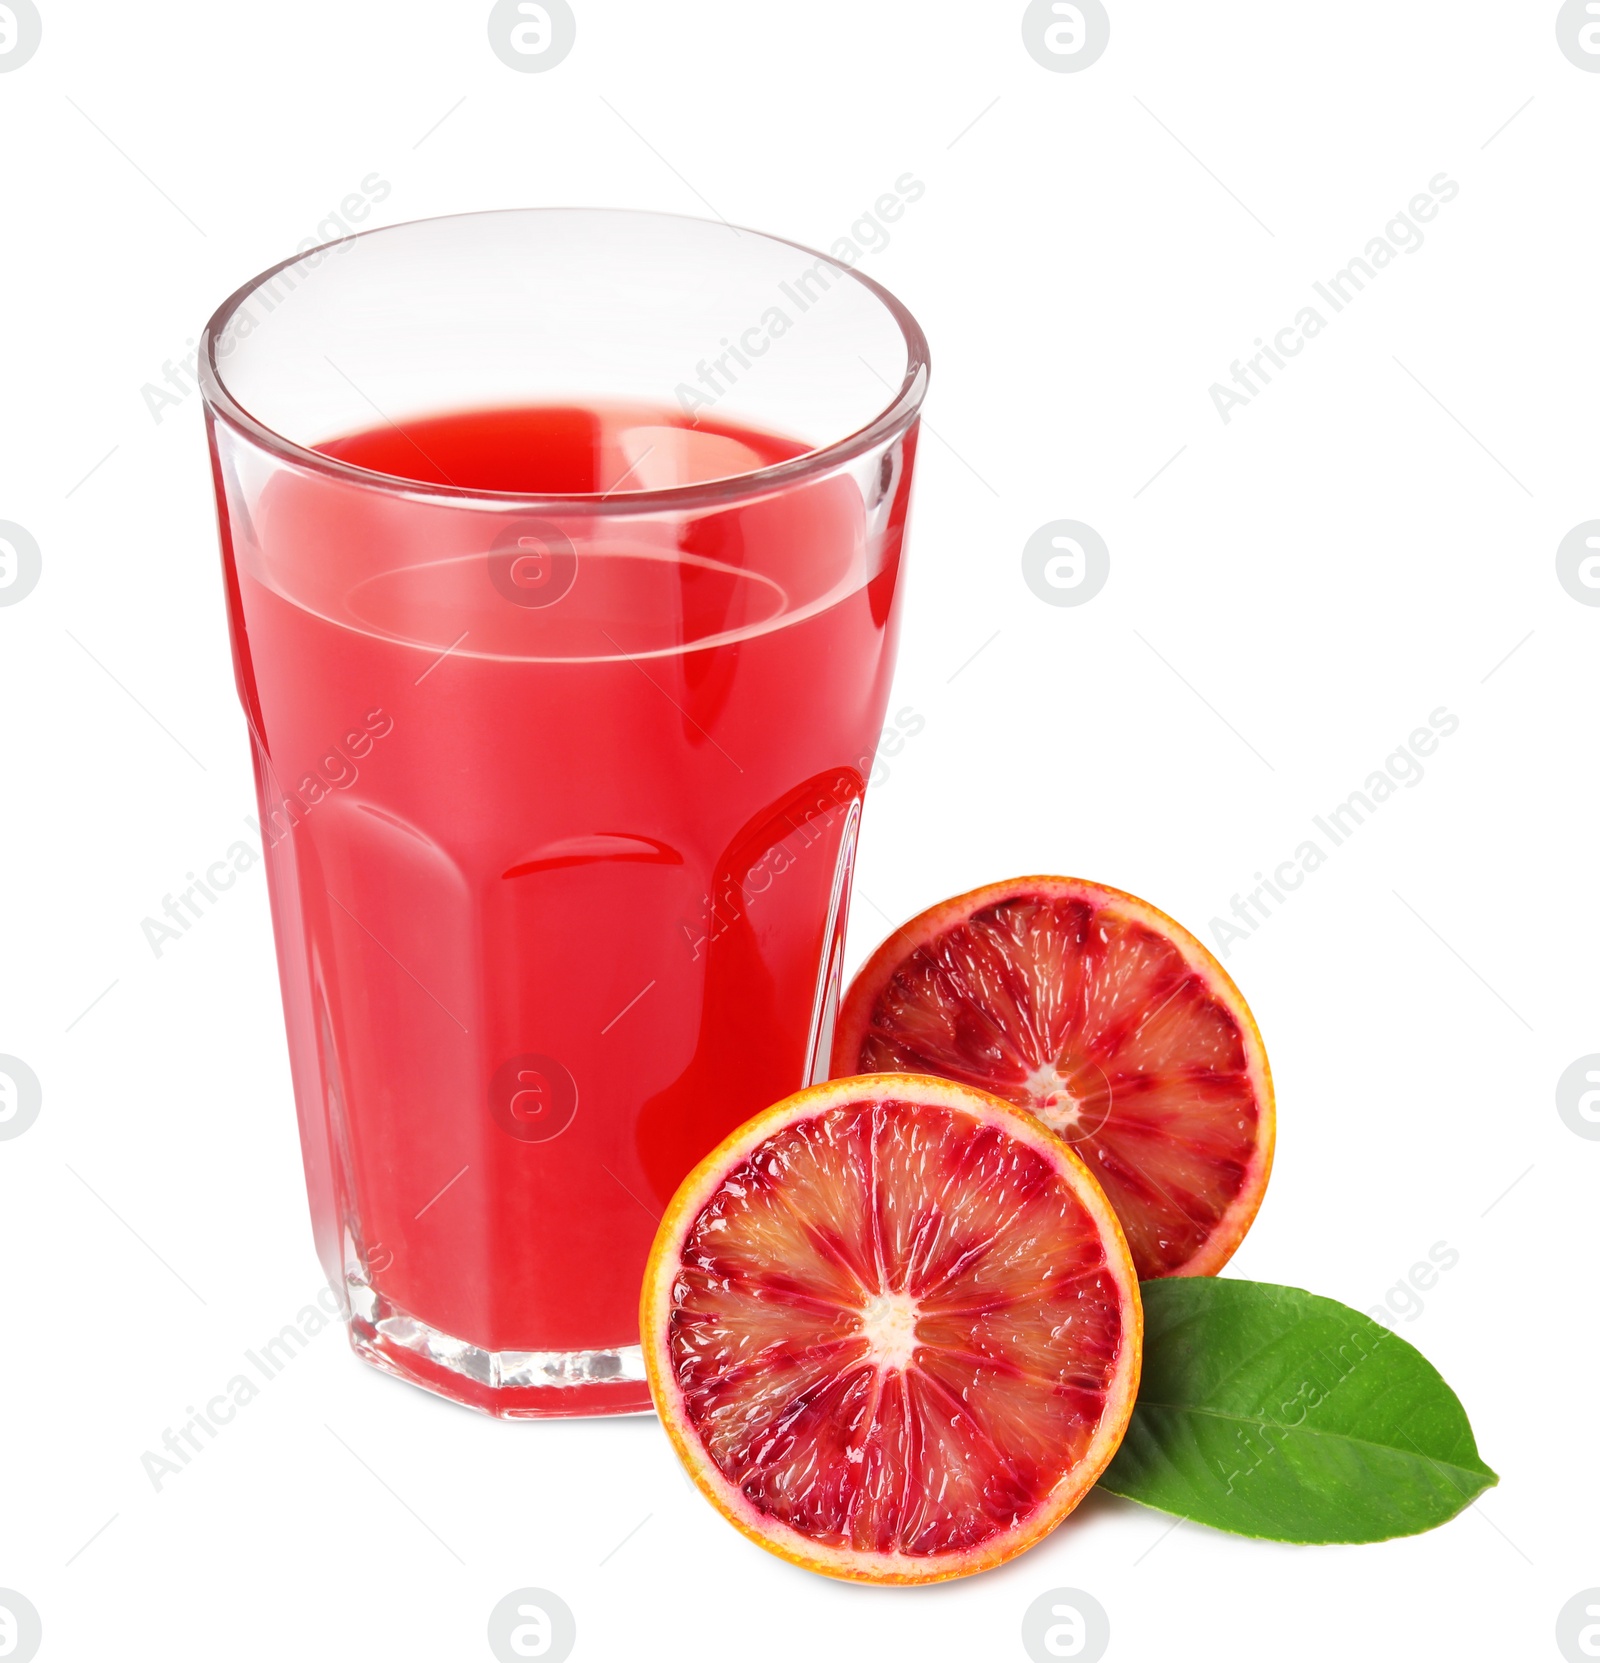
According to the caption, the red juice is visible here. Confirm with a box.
[219,402,914,1413]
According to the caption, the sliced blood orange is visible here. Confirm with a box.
[640,1074,1141,1584]
[832,877,1274,1281]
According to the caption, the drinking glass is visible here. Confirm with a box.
[199,208,928,1416]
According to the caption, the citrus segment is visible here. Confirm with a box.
[641,1075,1141,1584]
[831,878,1274,1280]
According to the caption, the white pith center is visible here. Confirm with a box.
[1025,1061,1083,1133]
[859,1291,921,1370]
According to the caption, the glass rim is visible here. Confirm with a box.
[198,205,931,515]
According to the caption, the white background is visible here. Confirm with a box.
[1,2,1595,1659]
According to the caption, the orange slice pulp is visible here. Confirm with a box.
[640,1074,1141,1584]
[832,876,1274,1280]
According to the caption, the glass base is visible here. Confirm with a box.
[345,1271,653,1418]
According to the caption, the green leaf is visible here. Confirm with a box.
[1099,1278,1497,1543]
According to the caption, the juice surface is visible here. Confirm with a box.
[225,402,909,1362]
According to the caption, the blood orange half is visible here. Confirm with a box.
[641,1074,1141,1584]
[832,877,1274,1281]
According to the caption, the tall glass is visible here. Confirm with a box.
[199,209,928,1416]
